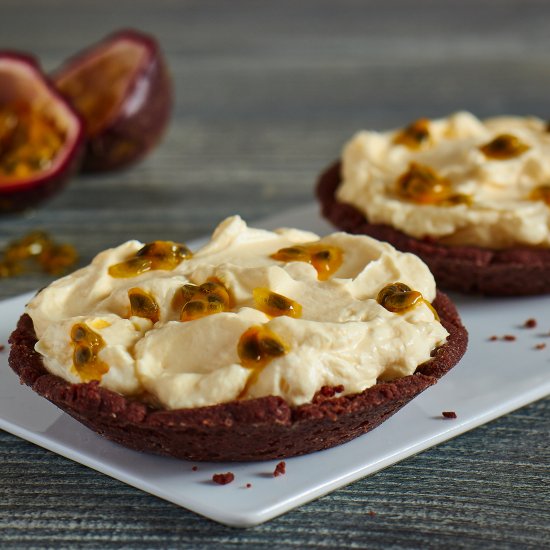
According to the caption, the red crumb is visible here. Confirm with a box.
[246,483,252,489]
[524,318,537,329]
[368,511,377,517]
[535,343,547,350]
[212,472,234,485]
[191,466,198,472]
[334,384,345,393]
[273,461,286,477]
[0,344,5,351]
[503,335,516,341]
[488,336,498,341]
[442,411,457,419]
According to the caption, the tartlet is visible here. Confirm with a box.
[9,217,467,461]
[317,112,550,295]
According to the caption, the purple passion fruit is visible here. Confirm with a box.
[0,53,84,213]
[52,29,172,172]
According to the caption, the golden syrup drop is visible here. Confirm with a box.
[70,322,109,382]
[237,325,288,398]
[253,287,302,318]
[479,134,530,159]
[128,287,160,323]
[393,118,431,149]
[270,243,343,281]
[108,241,192,278]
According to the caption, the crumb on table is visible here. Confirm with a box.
[442,411,457,419]
[535,343,547,350]
[503,335,517,341]
[524,318,537,329]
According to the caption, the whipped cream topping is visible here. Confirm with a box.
[337,111,550,248]
[27,216,448,409]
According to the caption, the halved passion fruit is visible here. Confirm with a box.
[52,29,172,172]
[0,52,84,213]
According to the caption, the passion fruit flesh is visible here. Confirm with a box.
[0,53,84,213]
[53,30,172,172]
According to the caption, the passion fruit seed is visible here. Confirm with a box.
[393,118,431,149]
[529,185,550,205]
[479,134,530,160]
[70,322,108,381]
[377,282,423,313]
[253,287,302,318]
[128,287,160,323]
[270,243,343,280]
[237,325,288,399]
[74,344,93,364]
[376,282,439,320]
[108,240,192,278]
[177,279,232,321]
[396,162,471,206]
[238,326,287,367]
[0,230,78,278]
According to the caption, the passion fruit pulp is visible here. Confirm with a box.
[0,52,84,213]
[52,29,172,172]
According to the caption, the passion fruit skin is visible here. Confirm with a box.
[0,52,84,213]
[52,29,172,173]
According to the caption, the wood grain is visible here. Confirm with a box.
[1,0,549,546]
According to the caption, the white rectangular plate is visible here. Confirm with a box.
[1,204,549,527]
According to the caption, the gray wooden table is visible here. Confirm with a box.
[1,1,549,547]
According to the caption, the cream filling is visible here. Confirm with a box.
[337,111,550,249]
[26,216,448,409]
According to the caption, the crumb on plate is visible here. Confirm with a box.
[212,472,234,485]
[273,461,286,477]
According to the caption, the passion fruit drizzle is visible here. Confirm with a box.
[174,278,232,322]
[70,322,109,381]
[396,162,471,206]
[529,184,550,205]
[0,102,66,180]
[237,325,288,398]
[479,133,530,159]
[270,243,343,280]
[0,230,78,278]
[393,118,431,149]
[128,287,160,323]
[253,287,302,318]
[108,241,192,278]
[377,282,439,320]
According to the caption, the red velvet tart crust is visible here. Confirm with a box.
[8,292,467,462]
[317,162,550,296]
